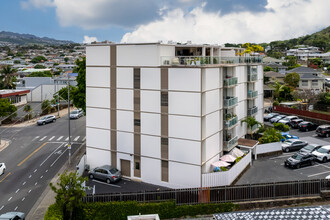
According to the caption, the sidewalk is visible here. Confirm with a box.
[0,139,10,153]
[27,142,86,220]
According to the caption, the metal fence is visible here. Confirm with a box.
[82,179,330,205]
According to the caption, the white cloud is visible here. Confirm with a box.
[21,0,54,9]
[83,36,98,44]
[121,0,330,44]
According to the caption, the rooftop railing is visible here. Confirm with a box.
[161,56,263,66]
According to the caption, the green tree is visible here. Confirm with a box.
[317,92,330,105]
[0,65,17,89]
[0,99,17,122]
[23,104,32,120]
[271,81,285,100]
[34,64,46,69]
[31,55,47,63]
[258,128,282,144]
[241,116,262,139]
[282,56,301,70]
[54,86,75,102]
[28,71,52,77]
[50,171,87,220]
[71,58,86,112]
[41,100,52,115]
[264,66,274,72]
[273,123,290,132]
[14,60,21,64]
[64,57,69,63]
[284,72,300,88]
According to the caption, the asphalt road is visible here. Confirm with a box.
[0,115,86,215]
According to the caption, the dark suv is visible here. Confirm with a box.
[289,119,304,128]
[316,125,330,138]
[284,153,315,169]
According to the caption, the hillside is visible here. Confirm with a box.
[269,26,330,52]
[0,31,75,45]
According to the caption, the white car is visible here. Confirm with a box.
[0,163,6,176]
[312,145,330,162]
[278,116,299,125]
[70,109,83,119]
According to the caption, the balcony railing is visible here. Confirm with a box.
[247,90,258,99]
[247,73,258,82]
[224,116,238,130]
[224,97,238,109]
[161,56,263,66]
[247,124,259,134]
[247,106,258,116]
[224,136,238,151]
[224,77,238,88]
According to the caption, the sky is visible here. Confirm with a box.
[0,0,329,44]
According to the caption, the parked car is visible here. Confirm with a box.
[70,109,83,119]
[280,133,299,142]
[0,163,5,176]
[316,125,330,138]
[288,119,304,128]
[282,139,308,152]
[298,121,318,132]
[0,212,25,220]
[270,115,287,123]
[299,144,322,155]
[37,115,56,125]
[278,116,299,125]
[284,153,315,169]
[88,165,122,184]
[264,113,279,121]
[312,145,330,162]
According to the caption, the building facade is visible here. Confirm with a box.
[86,43,264,189]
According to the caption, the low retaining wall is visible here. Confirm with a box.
[274,105,330,122]
[256,142,282,156]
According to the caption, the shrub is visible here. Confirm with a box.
[274,123,290,132]
[258,128,282,144]
[45,201,238,220]
[24,113,33,121]
[273,101,279,106]
[220,167,228,171]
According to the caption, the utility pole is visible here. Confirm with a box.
[57,81,60,117]
[68,74,71,165]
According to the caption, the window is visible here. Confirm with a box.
[312,80,318,87]
[161,92,168,106]
[134,68,140,89]
[161,160,168,182]
[134,119,140,126]
[135,162,140,170]
[161,138,168,145]
[302,80,308,87]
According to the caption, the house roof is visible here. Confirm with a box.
[287,66,321,74]
[0,89,30,98]
[299,73,326,80]
[263,57,283,63]
[264,63,288,69]
[265,71,285,78]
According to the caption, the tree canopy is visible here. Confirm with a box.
[284,72,300,88]
[71,57,86,112]
[28,71,52,77]
[0,99,17,122]
[0,65,17,89]
[31,55,47,63]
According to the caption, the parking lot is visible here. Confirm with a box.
[237,128,330,185]
[84,177,168,194]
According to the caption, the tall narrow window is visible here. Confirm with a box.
[134,68,140,89]
[161,160,168,182]
[161,92,168,106]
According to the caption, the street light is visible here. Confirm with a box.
[67,73,71,165]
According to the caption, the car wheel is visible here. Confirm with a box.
[42,122,46,125]
[89,174,94,179]
[284,148,290,153]
[106,178,111,184]
[306,128,308,132]
[323,157,327,163]
[53,119,56,122]
[326,133,329,138]
[296,164,300,169]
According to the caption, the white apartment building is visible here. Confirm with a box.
[85,43,264,189]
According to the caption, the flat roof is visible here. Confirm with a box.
[0,89,30,98]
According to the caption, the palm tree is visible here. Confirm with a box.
[271,81,285,100]
[0,65,17,89]
[241,116,262,139]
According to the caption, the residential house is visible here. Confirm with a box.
[286,67,326,90]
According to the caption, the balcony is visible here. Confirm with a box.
[247,106,258,116]
[247,90,258,99]
[224,135,238,152]
[161,56,263,66]
[224,77,238,88]
[247,73,258,82]
[224,115,238,130]
[224,97,238,109]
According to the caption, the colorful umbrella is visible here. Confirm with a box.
[220,154,237,163]
[212,160,230,167]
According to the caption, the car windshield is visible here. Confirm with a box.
[282,118,290,121]
[286,135,293,138]
[291,154,303,160]
[317,148,329,153]
[41,116,47,120]
[303,145,315,151]
[284,140,293,144]
[71,110,78,114]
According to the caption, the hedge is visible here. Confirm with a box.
[45,201,237,220]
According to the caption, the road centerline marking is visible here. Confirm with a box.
[17,142,48,167]
[0,172,11,183]
[15,189,20,193]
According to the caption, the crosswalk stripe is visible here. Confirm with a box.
[40,136,47,141]
[65,137,69,141]
[57,136,63,141]
[33,136,40,141]
[49,136,55,141]
[82,136,86,141]
[74,136,80,141]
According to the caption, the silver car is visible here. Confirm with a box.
[88,165,122,184]
[37,115,56,125]
[70,109,83,119]
[0,212,25,220]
